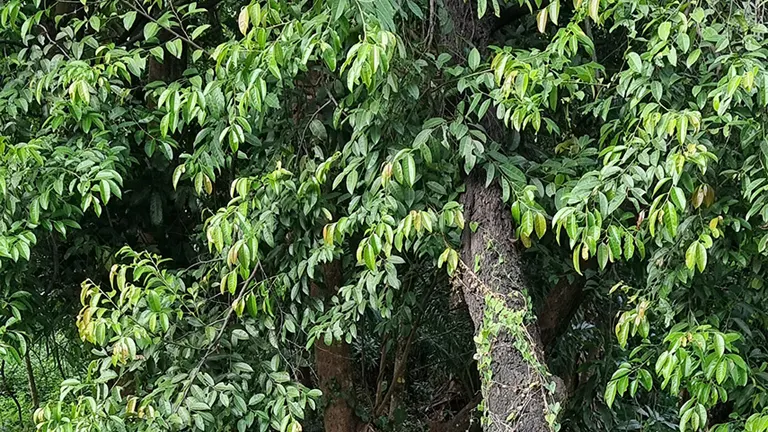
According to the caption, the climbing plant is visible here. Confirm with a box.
[3,0,768,431]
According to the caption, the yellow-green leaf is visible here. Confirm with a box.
[521,210,534,237]
[685,242,697,270]
[363,243,376,270]
[695,241,707,272]
[658,21,671,41]
[537,9,548,33]
[238,7,250,35]
[588,0,600,22]
[534,212,547,239]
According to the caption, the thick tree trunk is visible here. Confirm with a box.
[312,261,358,432]
[440,0,552,429]
[459,172,550,432]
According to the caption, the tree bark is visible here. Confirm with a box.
[440,0,552,430]
[459,172,550,432]
[538,276,584,349]
[312,261,358,432]
[24,346,40,409]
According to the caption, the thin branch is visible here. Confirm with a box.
[118,0,205,52]
[0,39,24,47]
[425,0,435,49]
[372,333,390,410]
[172,265,259,411]
[1,360,24,426]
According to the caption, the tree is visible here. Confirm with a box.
[2,0,768,431]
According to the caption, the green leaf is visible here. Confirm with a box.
[29,199,39,224]
[100,179,111,204]
[658,21,671,41]
[573,247,582,275]
[334,0,348,20]
[346,169,358,195]
[363,243,376,270]
[468,48,480,70]
[413,128,433,147]
[270,371,290,383]
[534,212,547,239]
[663,203,678,238]
[233,362,254,373]
[166,39,183,59]
[627,52,642,74]
[695,241,707,272]
[447,249,458,275]
[608,226,622,259]
[521,210,534,237]
[146,290,161,312]
[714,333,725,357]
[671,187,686,210]
[123,11,136,30]
[637,369,653,391]
[309,119,326,140]
[598,243,609,270]
[685,242,698,270]
[172,164,186,189]
[588,0,600,22]
[604,380,617,408]
[678,114,688,144]
[623,233,635,259]
[680,408,693,432]
[238,7,250,35]
[150,46,164,61]
[477,0,487,18]
[686,49,701,68]
[715,359,727,384]
[403,154,416,187]
[89,16,101,32]
[144,22,159,41]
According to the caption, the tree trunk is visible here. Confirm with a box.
[439,0,553,429]
[312,261,358,432]
[24,346,40,409]
[459,172,550,432]
[538,275,585,349]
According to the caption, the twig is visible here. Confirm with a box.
[0,39,24,47]
[118,0,205,52]
[173,266,259,411]
[1,360,24,426]
[425,0,436,49]
[36,25,71,59]
[372,333,390,410]
[169,0,194,44]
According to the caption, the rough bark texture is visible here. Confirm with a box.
[312,261,358,432]
[460,172,550,432]
[440,0,552,430]
[538,277,584,349]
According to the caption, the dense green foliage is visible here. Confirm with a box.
[3,0,768,431]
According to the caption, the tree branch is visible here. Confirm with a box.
[118,0,204,52]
